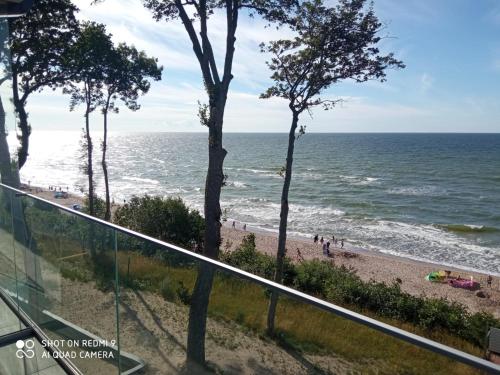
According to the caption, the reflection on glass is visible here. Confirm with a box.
[0,338,66,375]
[0,185,492,374]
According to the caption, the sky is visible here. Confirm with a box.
[7,0,500,132]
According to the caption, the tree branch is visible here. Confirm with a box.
[174,0,214,89]
[199,0,220,84]
[222,0,238,92]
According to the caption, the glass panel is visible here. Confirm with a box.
[0,337,66,375]
[114,229,198,374]
[0,189,25,338]
[0,185,493,374]
[10,192,120,374]
[0,189,18,296]
[0,297,24,336]
[116,230,485,375]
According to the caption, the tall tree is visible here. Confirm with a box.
[65,22,113,216]
[0,20,15,187]
[99,44,162,221]
[136,0,297,368]
[261,0,405,334]
[8,0,79,169]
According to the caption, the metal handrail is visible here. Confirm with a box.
[2,183,499,374]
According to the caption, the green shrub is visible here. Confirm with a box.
[221,233,296,283]
[114,195,204,250]
[464,311,499,348]
[82,195,107,219]
[160,278,177,302]
[176,281,191,305]
[223,235,500,350]
[294,259,334,296]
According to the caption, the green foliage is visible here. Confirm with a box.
[261,0,404,113]
[114,195,204,249]
[160,277,191,305]
[7,0,79,89]
[293,259,335,295]
[82,194,106,219]
[104,43,162,113]
[223,238,500,349]
[6,0,80,168]
[64,22,113,112]
[221,234,296,283]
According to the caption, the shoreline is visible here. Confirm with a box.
[20,183,500,317]
[220,223,499,318]
[226,220,500,278]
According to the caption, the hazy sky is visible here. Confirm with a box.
[12,0,500,132]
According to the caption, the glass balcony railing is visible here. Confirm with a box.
[0,183,498,375]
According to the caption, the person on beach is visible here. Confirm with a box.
[320,236,324,246]
[314,234,318,243]
[341,239,344,248]
[243,224,247,231]
[487,275,492,288]
[296,248,304,262]
[332,235,335,245]
[322,242,327,255]
[326,241,331,256]
[232,220,236,229]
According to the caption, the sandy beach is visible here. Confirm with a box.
[221,224,500,318]
[21,184,500,318]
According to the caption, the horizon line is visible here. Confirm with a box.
[25,130,500,134]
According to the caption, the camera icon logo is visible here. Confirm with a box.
[15,339,35,359]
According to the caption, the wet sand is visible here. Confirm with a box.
[221,223,500,317]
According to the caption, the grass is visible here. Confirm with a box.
[31,233,484,375]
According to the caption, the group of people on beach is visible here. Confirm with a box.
[314,234,344,257]
[48,185,69,192]
[232,220,247,231]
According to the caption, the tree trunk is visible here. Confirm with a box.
[11,71,30,170]
[102,108,111,221]
[187,94,227,368]
[85,104,94,216]
[0,96,16,187]
[0,96,41,320]
[267,111,299,335]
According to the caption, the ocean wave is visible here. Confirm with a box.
[165,187,188,194]
[122,176,160,185]
[227,181,249,188]
[295,172,324,180]
[232,168,282,179]
[338,175,380,185]
[235,168,270,174]
[354,177,380,185]
[437,224,500,234]
[388,186,445,196]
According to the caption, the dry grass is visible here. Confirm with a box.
[44,242,483,375]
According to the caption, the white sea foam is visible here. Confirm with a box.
[232,168,282,179]
[227,181,248,188]
[388,185,446,196]
[17,131,500,275]
[122,176,160,185]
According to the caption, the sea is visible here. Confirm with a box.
[15,132,500,275]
